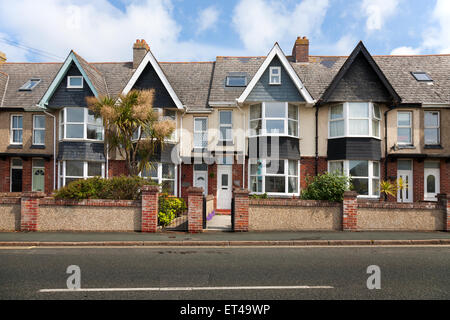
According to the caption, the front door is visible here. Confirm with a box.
[397,160,413,203]
[217,165,232,210]
[193,171,208,196]
[424,167,440,201]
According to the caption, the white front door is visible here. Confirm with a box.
[217,165,232,210]
[193,171,208,196]
[424,168,440,201]
[397,160,413,203]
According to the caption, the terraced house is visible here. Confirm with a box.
[0,37,449,211]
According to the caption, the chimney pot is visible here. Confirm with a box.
[292,36,309,63]
[133,39,150,69]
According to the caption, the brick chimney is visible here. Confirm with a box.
[292,36,309,63]
[133,39,150,69]
[0,51,6,64]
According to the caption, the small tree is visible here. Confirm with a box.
[87,90,175,176]
[379,180,397,201]
[300,172,351,202]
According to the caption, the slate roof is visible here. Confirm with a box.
[0,71,8,107]
[0,47,449,110]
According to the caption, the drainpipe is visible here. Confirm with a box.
[36,104,56,191]
[314,103,319,175]
[179,108,187,197]
[384,104,396,200]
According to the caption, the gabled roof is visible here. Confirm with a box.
[319,41,401,104]
[121,50,184,109]
[38,51,107,107]
[237,43,315,105]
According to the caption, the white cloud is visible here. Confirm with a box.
[361,0,399,32]
[0,0,237,62]
[232,0,329,54]
[390,46,422,55]
[197,6,220,34]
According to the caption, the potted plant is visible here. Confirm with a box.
[379,180,397,201]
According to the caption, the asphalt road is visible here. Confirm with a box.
[0,246,449,300]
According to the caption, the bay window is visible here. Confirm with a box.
[59,160,104,187]
[59,107,103,141]
[249,159,299,195]
[141,163,177,195]
[328,160,380,197]
[249,102,299,137]
[328,102,380,138]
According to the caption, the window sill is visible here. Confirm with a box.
[424,145,442,149]
[30,145,46,149]
[217,141,234,146]
[397,144,416,149]
[7,144,23,149]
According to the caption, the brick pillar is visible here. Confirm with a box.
[437,194,450,232]
[141,185,159,232]
[233,188,249,232]
[187,187,203,233]
[342,191,358,231]
[21,192,45,231]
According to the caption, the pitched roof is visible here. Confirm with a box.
[72,52,108,97]
[0,71,8,107]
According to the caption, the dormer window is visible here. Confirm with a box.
[226,75,247,87]
[19,78,41,91]
[411,72,432,82]
[269,66,281,85]
[67,76,83,88]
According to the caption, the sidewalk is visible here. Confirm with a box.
[0,231,449,246]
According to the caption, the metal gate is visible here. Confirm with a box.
[230,197,235,231]
[202,196,207,229]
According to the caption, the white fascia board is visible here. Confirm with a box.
[121,50,184,110]
[39,52,98,107]
[208,101,237,107]
[236,43,315,105]
[422,103,450,108]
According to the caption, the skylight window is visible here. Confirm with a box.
[226,75,247,87]
[19,78,41,91]
[411,72,432,82]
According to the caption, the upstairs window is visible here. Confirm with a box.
[67,76,83,88]
[10,115,23,144]
[19,78,41,91]
[59,107,103,141]
[194,117,208,148]
[269,66,281,85]
[328,102,380,139]
[226,76,247,87]
[411,72,432,82]
[33,115,46,145]
[424,111,440,145]
[249,102,299,137]
[397,111,412,145]
[219,110,232,142]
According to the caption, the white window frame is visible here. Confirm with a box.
[424,111,440,145]
[248,159,300,196]
[19,78,41,91]
[58,160,105,188]
[226,76,247,87]
[328,102,381,139]
[140,163,178,196]
[10,114,23,145]
[194,117,208,149]
[248,102,299,138]
[32,158,45,192]
[327,160,380,198]
[269,66,281,85]
[33,115,46,145]
[59,107,104,141]
[219,110,233,142]
[67,76,84,89]
[397,111,412,145]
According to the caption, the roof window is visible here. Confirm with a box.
[411,72,432,82]
[19,78,41,91]
[226,75,247,87]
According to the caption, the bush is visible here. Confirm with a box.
[158,193,187,226]
[249,193,268,199]
[300,172,351,202]
[54,176,156,200]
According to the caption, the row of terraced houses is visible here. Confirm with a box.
[0,37,449,213]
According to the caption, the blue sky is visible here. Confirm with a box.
[0,0,449,62]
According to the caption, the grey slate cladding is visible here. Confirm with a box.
[327,138,381,160]
[246,56,305,102]
[47,62,94,108]
[57,141,105,161]
[248,136,300,160]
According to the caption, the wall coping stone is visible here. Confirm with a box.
[141,185,159,193]
[187,187,203,195]
[40,198,141,207]
[249,199,341,207]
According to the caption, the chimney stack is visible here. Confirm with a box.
[0,51,6,64]
[292,36,309,63]
[133,39,150,69]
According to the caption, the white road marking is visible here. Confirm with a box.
[39,285,334,293]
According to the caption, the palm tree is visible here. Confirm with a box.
[87,89,175,177]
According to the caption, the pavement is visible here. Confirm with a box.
[0,230,449,246]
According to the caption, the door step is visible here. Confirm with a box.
[215,209,231,215]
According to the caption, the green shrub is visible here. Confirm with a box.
[300,172,351,202]
[249,193,268,199]
[158,193,187,226]
[53,175,156,200]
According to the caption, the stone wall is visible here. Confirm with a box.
[0,198,21,231]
